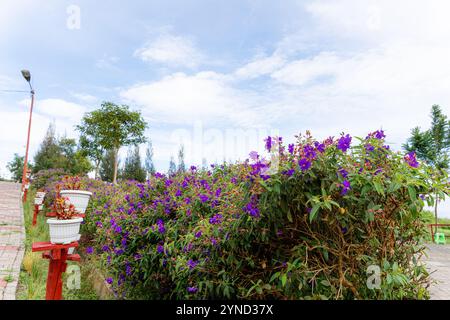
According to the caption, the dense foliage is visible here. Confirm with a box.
[40,130,448,300]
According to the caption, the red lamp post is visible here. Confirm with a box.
[21,70,35,202]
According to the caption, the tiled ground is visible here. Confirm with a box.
[0,182,25,300]
[424,244,450,300]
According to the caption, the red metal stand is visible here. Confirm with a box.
[32,204,39,226]
[32,241,80,300]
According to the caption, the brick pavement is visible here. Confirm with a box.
[0,182,25,300]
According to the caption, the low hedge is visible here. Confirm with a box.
[43,130,448,299]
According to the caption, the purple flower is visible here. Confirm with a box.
[156,219,165,234]
[106,277,113,285]
[187,259,198,270]
[338,168,348,178]
[157,244,164,254]
[102,245,109,252]
[215,188,222,198]
[265,136,273,152]
[288,144,295,155]
[199,194,209,203]
[175,189,182,197]
[282,169,295,177]
[244,196,260,218]
[404,152,419,168]
[303,145,317,159]
[249,151,259,161]
[314,141,326,153]
[185,197,191,204]
[337,134,352,153]
[298,158,311,171]
[195,231,202,238]
[114,225,122,234]
[365,144,375,152]
[209,214,223,225]
[86,247,93,254]
[341,180,351,195]
[187,286,198,294]
[126,264,132,276]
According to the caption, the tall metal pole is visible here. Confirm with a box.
[21,86,35,202]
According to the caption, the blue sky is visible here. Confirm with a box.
[1,1,450,196]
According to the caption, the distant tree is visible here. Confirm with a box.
[76,102,147,184]
[33,123,65,173]
[58,136,92,175]
[99,149,116,183]
[168,156,177,176]
[145,139,156,179]
[122,146,146,182]
[7,154,32,182]
[79,133,104,179]
[177,145,186,173]
[403,104,450,226]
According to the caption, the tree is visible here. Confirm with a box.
[7,154,32,182]
[99,149,116,182]
[177,145,186,173]
[168,156,177,176]
[33,123,65,173]
[122,146,146,182]
[59,136,92,175]
[76,102,148,184]
[403,105,450,226]
[145,139,156,179]
[79,133,104,179]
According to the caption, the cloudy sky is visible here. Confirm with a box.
[1,0,450,182]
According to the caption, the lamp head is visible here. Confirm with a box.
[21,70,31,83]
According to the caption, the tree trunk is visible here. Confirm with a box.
[434,191,439,235]
[94,161,100,179]
[113,148,119,185]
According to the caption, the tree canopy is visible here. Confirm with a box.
[76,102,147,184]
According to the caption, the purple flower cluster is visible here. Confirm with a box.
[298,158,312,171]
[341,180,351,195]
[337,134,352,153]
[209,214,223,225]
[404,152,419,168]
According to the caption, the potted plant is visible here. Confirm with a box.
[47,192,83,244]
[59,176,92,214]
[34,190,46,210]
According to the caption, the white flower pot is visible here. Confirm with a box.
[60,190,92,214]
[34,197,44,205]
[47,218,83,244]
[36,192,46,198]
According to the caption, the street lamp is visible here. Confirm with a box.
[21,69,35,202]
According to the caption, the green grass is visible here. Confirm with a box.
[16,189,99,300]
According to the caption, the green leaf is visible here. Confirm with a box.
[373,181,384,196]
[408,186,417,202]
[281,274,287,287]
[309,204,321,222]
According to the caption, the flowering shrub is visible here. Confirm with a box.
[42,130,448,300]
[32,168,69,190]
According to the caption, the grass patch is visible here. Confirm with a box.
[16,189,98,300]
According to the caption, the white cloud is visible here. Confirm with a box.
[120,71,266,127]
[134,33,205,68]
[95,55,120,70]
[19,98,88,122]
[234,54,286,79]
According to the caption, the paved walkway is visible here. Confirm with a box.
[0,182,25,300]
[425,244,450,300]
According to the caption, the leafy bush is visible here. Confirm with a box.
[44,130,449,300]
[32,169,69,190]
